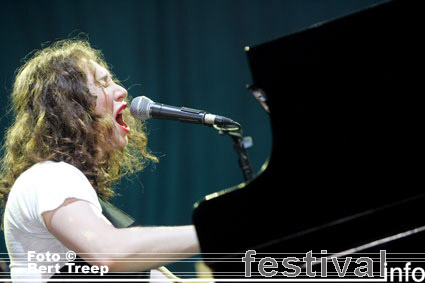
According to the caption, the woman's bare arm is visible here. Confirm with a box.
[42,198,200,272]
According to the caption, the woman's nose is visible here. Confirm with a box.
[115,85,128,101]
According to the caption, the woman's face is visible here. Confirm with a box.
[84,60,130,149]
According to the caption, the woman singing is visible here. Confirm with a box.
[0,39,200,281]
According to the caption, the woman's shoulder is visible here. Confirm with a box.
[8,160,101,214]
[5,162,101,234]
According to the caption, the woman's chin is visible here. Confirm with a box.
[115,136,128,150]
[111,126,129,149]
[107,134,128,151]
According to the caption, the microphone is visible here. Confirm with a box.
[130,96,240,129]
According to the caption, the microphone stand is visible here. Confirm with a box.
[214,125,254,182]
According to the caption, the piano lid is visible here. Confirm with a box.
[193,0,424,260]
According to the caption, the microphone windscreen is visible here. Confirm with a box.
[130,96,153,121]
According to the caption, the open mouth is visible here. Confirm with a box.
[116,104,130,133]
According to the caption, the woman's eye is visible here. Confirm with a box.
[97,78,109,87]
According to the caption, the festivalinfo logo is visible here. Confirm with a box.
[241,250,425,282]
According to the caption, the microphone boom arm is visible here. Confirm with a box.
[215,125,254,182]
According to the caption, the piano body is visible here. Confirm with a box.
[193,0,424,279]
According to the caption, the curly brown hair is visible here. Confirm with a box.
[0,39,157,205]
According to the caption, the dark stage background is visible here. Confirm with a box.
[0,0,385,274]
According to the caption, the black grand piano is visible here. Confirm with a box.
[193,0,424,280]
